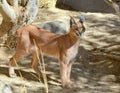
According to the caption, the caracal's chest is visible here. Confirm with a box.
[66,40,80,61]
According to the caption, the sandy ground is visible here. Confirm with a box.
[0,8,120,93]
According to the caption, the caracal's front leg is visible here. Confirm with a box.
[59,61,74,88]
[67,61,74,87]
[59,61,68,88]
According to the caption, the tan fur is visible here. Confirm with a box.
[9,17,85,88]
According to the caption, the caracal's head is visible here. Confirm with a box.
[70,16,85,37]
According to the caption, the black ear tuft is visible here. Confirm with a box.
[70,16,76,27]
[79,16,85,23]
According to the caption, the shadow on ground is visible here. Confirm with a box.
[0,8,120,93]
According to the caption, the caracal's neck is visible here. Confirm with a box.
[68,28,80,44]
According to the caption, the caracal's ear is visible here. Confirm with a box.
[79,16,85,23]
[70,16,76,27]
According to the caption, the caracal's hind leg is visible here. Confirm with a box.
[9,49,28,78]
[31,50,43,77]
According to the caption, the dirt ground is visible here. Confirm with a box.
[0,8,120,93]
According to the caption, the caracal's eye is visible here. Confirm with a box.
[74,26,78,31]
[75,28,78,31]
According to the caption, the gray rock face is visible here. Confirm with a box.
[0,80,13,93]
[37,20,69,34]
[56,0,114,13]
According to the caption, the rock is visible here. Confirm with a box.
[36,20,69,34]
[56,0,114,13]
[0,80,13,93]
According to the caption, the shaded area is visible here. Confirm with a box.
[0,8,120,93]
[56,0,114,13]
[1,46,120,93]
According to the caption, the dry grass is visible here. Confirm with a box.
[33,39,48,93]
[5,39,49,93]
[39,0,57,8]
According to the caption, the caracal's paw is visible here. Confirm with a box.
[9,73,17,78]
[62,81,74,88]
[9,67,17,78]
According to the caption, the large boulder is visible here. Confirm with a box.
[56,0,114,13]
[37,20,69,34]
